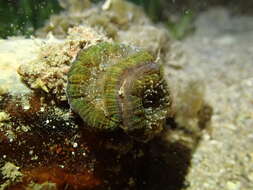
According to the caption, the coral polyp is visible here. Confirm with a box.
[67,42,171,141]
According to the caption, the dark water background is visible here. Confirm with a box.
[0,0,252,38]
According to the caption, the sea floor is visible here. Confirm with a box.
[174,8,253,190]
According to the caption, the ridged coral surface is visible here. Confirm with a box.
[67,42,171,141]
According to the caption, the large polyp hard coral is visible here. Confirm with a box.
[67,42,172,142]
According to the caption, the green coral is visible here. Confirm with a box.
[67,42,171,141]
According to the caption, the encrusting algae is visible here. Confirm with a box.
[18,26,110,101]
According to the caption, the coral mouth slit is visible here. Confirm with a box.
[67,42,171,141]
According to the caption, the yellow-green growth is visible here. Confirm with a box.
[67,42,135,130]
[67,42,171,141]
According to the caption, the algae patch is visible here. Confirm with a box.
[0,162,23,190]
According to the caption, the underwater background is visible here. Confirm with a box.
[1,0,253,38]
[0,0,253,190]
